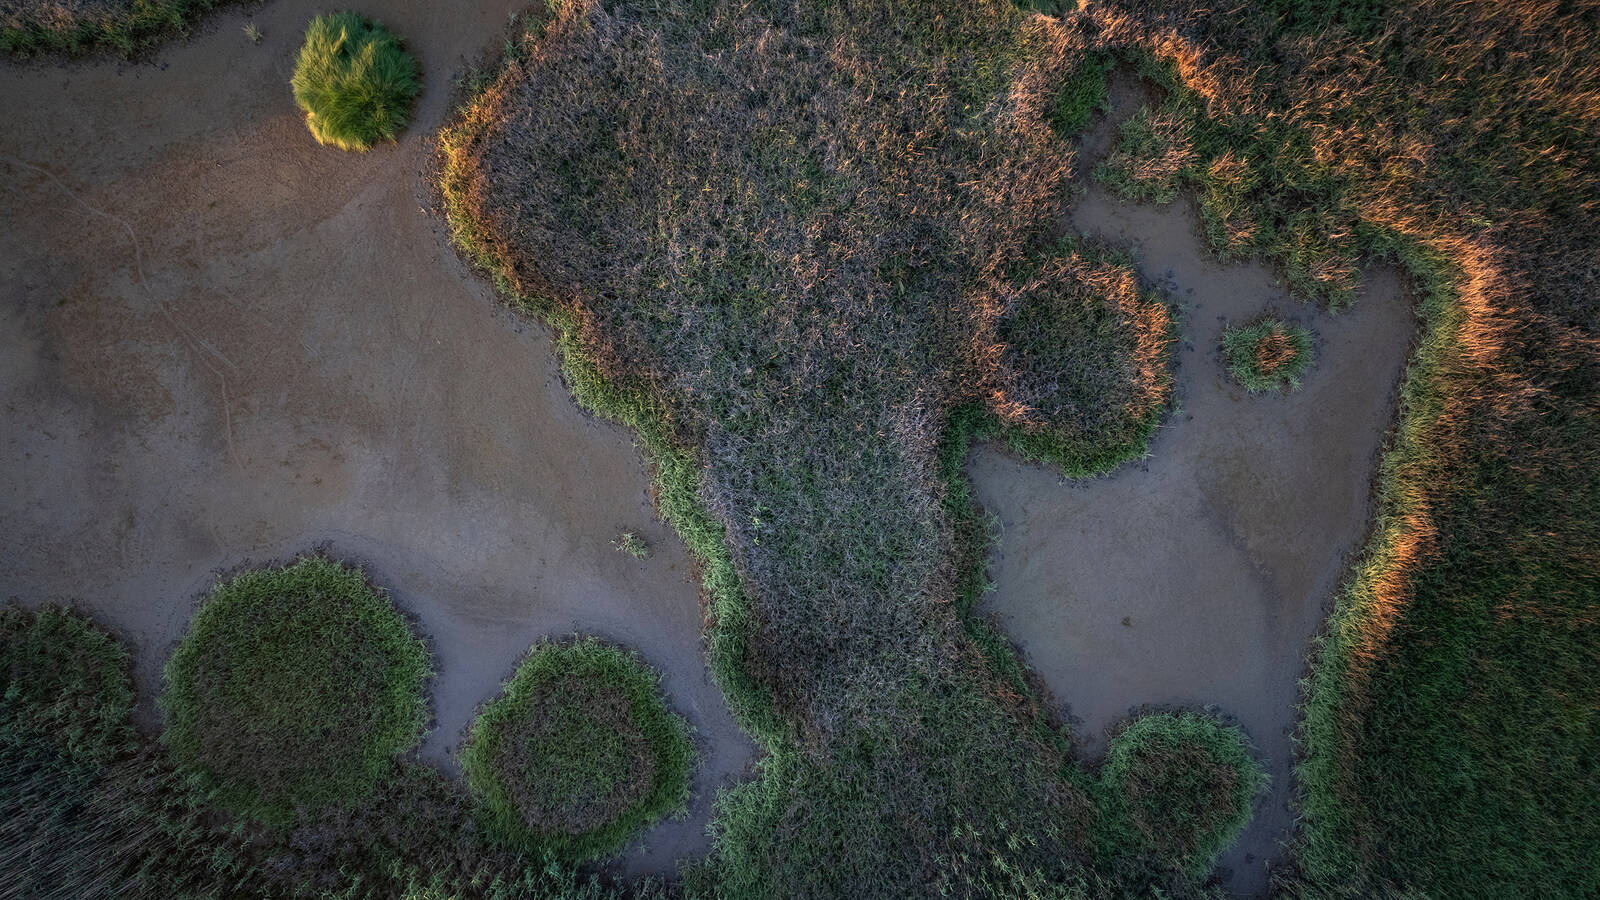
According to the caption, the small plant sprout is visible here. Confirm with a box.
[243,22,263,44]
[1222,317,1314,391]
[613,531,650,559]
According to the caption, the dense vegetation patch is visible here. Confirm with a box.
[291,12,421,152]
[159,555,431,824]
[0,0,218,56]
[434,0,1598,894]
[1221,318,1313,391]
[1,604,246,898]
[438,0,1195,894]
[1095,101,1197,204]
[1,605,134,761]
[461,638,692,862]
[1095,712,1267,879]
[1,604,654,899]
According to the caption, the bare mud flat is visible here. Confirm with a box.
[0,1,753,877]
[970,78,1417,895]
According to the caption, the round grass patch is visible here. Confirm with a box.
[461,638,692,861]
[1222,317,1313,391]
[159,556,431,824]
[1095,711,1267,876]
[1,604,135,762]
[290,12,420,152]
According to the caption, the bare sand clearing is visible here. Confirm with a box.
[0,1,753,877]
[970,75,1417,895]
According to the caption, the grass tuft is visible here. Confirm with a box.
[460,637,692,862]
[158,555,431,825]
[1222,317,1313,391]
[291,12,421,152]
[612,531,650,559]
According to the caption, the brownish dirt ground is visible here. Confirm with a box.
[970,76,1416,895]
[0,0,753,878]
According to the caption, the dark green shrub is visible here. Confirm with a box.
[0,604,135,761]
[1095,712,1266,878]
[1222,317,1314,391]
[290,12,420,151]
[159,555,431,824]
[460,638,692,862]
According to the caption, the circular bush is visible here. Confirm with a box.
[1095,712,1267,876]
[1222,317,1314,391]
[159,556,431,824]
[290,12,420,151]
[461,637,693,861]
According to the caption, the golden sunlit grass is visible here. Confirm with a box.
[1080,1,1600,895]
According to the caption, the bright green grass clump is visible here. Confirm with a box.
[461,638,692,862]
[1095,712,1267,879]
[159,556,431,825]
[290,12,420,151]
[1222,317,1314,391]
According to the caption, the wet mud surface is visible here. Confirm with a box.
[0,1,754,878]
[970,75,1418,895]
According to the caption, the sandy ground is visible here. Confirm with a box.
[970,75,1417,895]
[0,1,755,878]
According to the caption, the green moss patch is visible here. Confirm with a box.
[1222,317,1314,391]
[1095,712,1266,878]
[461,638,692,862]
[158,555,431,824]
[291,12,420,152]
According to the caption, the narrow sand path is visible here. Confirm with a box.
[0,2,753,878]
[970,75,1417,895]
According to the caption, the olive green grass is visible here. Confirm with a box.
[2,604,657,898]
[460,637,693,862]
[159,555,431,826]
[1222,318,1314,392]
[1094,712,1267,880]
[291,12,421,152]
[1,0,219,56]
